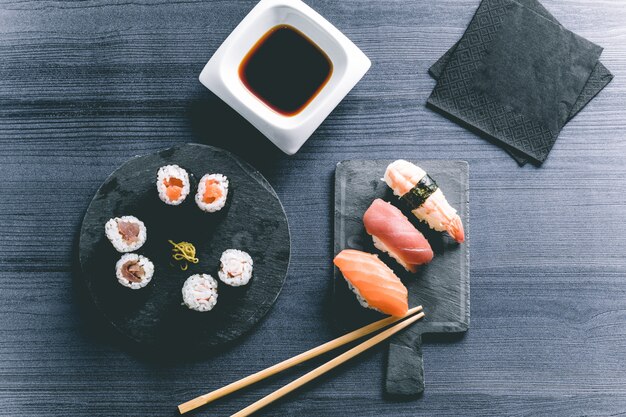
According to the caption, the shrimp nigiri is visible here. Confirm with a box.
[363,199,434,272]
[384,160,465,243]
[334,249,408,317]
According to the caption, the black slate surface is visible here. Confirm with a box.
[334,160,469,396]
[79,143,290,350]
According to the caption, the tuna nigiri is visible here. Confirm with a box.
[363,199,434,272]
[333,249,408,317]
[384,160,465,243]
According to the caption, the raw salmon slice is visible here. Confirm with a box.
[333,249,408,317]
[202,179,223,204]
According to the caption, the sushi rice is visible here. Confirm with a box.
[371,235,414,272]
[195,173,229,212]
[105,215,147,253]
[218,249,253,287]
[157,165,190,205]
[344,277,380,313]
[115,253,154,289]
[182,274,219,312]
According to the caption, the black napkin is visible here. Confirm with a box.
[427,0,605,164]
[429,0,614,165]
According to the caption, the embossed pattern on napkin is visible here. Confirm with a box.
[427,0,603,163]
[429,0,612,131]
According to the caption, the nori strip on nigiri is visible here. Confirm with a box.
[384,160,465,243]
[400,174,438,210]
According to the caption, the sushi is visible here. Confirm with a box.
[115,253,154,289]
[195,173,229,212]
[363,199,433,272]
[218,249,253,287]
[182,274,218,312]
[384,160,465,243]
[105,215,147,252]
[333,249,408,317]
[157,165,190,205]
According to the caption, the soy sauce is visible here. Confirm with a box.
[239,25,333,116]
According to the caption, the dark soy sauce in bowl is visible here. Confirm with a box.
[239,25,333,116]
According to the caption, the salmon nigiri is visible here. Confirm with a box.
[333,249,408,317]
[363,199,434,272]
[384,160,465,243]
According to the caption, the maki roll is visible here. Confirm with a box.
[115,253,154,289]
[195,173,228,212]
[218,249,253,287]
[157,165,190,205]
[105,215,147,252]
[182,274,218,312]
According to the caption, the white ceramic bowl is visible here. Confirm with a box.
[199,0,371,155]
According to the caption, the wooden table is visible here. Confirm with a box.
[1,0,625,415]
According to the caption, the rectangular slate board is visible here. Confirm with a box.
[333,160,470,396]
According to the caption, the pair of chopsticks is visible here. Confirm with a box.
[178,305,425,416]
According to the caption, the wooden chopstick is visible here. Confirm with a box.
[178,305,423,414]
[231,310,426,417]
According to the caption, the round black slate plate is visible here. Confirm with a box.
[78,144,290,350]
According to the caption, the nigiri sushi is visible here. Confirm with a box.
[384,160,465,243]
[363,199,434,272]
[333,249,408,317]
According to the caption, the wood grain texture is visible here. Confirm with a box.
[0,0,626,416]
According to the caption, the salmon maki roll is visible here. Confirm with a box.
[157,165,190,205]
[195,173,229,212]
[363,199,433,272]
[384,160,465,243]
[333,249,408,317]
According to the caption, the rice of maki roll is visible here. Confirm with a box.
[195,173,228,212]
[182,274,218,312]
[105,215,147,253]
[115,253,154,289]
[157,165,190,205]
[218,249,253,287]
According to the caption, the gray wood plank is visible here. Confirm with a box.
[1,0,626,416]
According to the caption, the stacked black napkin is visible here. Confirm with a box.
[427,0,613,165]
